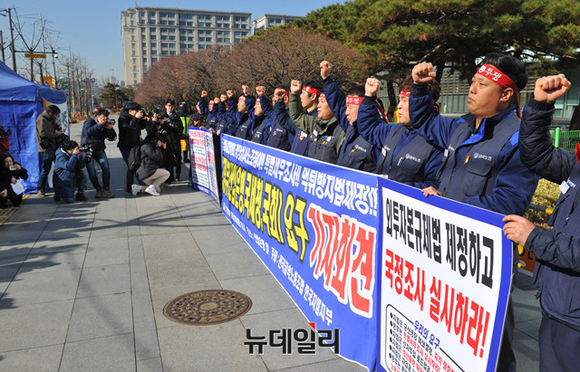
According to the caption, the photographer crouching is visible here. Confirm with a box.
[53,140,89,203]
[81,108,116,198]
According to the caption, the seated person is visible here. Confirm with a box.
[132,133,170,196]
[0,153,28,208]
[0,125,11,154]
[53,140,88,203]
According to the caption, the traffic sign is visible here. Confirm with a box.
[24,53,47,58]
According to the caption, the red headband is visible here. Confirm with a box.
[399,91,410,97]
[302,86,320,96]
[239,96,246,102]
[346,96,363,105]
[476,64,521,118]
[319,93,326,99]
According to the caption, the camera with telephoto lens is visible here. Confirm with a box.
[78,144,93,163]
[102,118,116,126]
[39,139,50,149]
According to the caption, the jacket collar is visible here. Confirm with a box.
[463,105,516,136]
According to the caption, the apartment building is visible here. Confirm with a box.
[252,14,305,34]
[121,7,251,86]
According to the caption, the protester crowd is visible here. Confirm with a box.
[0,52,575,372]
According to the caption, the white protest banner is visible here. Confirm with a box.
[377,177,512,372]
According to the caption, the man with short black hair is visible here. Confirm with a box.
[118,101,146,194]
[159,99,183,182]
[82,108,116,198]
[320,60,377,172]
[356,76,443,188]
[411,53,539,372]
[36,104,62,197]
[289,80,344,164]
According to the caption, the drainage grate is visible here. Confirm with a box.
[163,289,252,326]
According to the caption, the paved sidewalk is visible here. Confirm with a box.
[0,121,541,371]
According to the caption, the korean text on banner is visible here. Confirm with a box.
[189,127,219,204]
[220,134,379,371]
[377,177,513,372]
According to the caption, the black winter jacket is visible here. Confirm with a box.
[520,98,580,329]
[136,142,165,181]
[117,109,146,150]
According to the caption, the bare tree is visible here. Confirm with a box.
[135,29,367,106]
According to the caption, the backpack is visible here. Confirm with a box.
[128,143,142,172]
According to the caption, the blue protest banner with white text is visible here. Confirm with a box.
[220,135,379,370]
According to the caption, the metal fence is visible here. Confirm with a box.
[550,128,580,151]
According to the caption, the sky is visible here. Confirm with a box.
[0,0,341,84]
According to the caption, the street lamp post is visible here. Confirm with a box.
[116,87,121,110]
[109,68,118,84]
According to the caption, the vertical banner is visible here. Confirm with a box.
[377,177,513,372]
[189,127,219,204]
[221,135,379,370]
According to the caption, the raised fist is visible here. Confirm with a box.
[365,78,381,97]
[320,61,332,79]
[273,89,286,102]
[242,85,250,96]
[256,86,266,97]
[290,80,302,94]
[201,90,208,98]
[412,62,435,85]
[534,74,571,103]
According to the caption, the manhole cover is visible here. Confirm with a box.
[163,289,252,325]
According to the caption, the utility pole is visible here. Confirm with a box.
[51,49,57,89]
[0,8,16,70]
[0,30,4,63]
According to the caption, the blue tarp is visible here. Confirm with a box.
[0,61,67,193]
